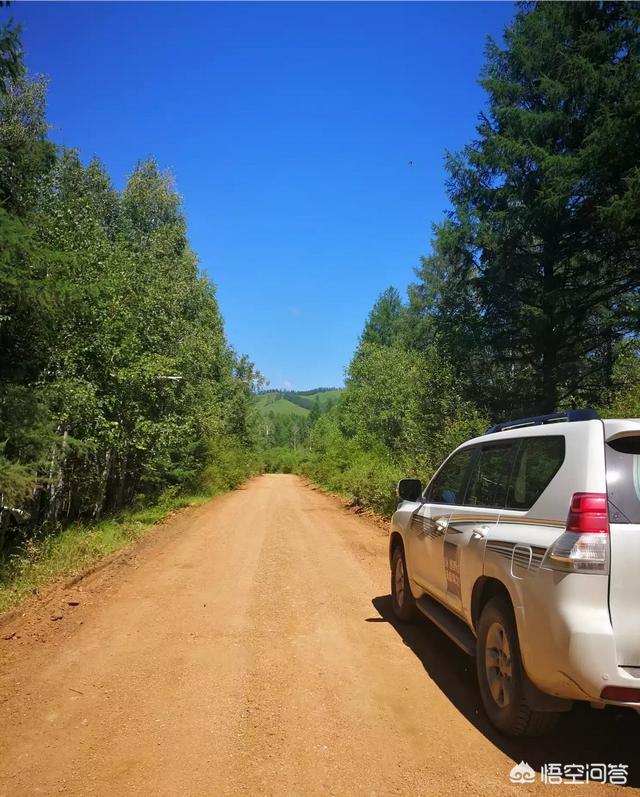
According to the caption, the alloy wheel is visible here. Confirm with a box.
[485,620,513,708]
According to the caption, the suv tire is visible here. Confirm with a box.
[391,545,417,622]
[476,595,560,737]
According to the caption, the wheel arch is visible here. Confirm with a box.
[470,576,513,633]
[388,530,404,567]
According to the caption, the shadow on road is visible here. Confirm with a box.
[370,595,640,787]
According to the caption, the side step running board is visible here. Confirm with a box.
[415,595,477,656]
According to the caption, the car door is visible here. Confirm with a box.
[409,446,476,601]
[441,441,516,619]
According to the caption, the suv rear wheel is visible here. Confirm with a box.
[476,595,560,736]
[391,545,417,622]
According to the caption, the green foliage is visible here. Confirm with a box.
[254,387,342,453]
[340,342,486,472]
[358,286,405,350]
[0,12,22,95]
[261,446,305,474]
[304,419,406,516]
[260,410,311,449]
[0,72,55,214]
[198,439,260,494]
[598,347,640,419]
[0,28,260,556]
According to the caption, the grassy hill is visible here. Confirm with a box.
[255,396,309,416]
[300,389,342,405]
[255,388,342,416]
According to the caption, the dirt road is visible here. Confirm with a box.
[0,475,638,796]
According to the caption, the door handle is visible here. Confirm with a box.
[472,525,491,539]
[434,516,449,532]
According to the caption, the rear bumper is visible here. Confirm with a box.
[558,629,640,706]
[514,569,640,706]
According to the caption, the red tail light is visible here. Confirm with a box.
[566,492,609,534]
[601,685,640,703]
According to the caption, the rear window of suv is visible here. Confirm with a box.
[606,436,640,524]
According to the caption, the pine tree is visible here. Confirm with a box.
[359,287,405,350]
[410,2,640,416]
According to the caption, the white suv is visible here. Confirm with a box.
[390,409,640,736]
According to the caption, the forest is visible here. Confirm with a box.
[0,11,261,566]
[1,1,640,590]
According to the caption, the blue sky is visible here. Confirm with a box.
[14,1,515,390]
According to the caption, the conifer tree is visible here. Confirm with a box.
[410,2,640,416]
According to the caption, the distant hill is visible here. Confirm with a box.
[254,388,342,416]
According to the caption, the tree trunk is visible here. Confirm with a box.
[46,424,66,522]
[539,253,558,414]
[94,449,112,520]
[115,451,128,509]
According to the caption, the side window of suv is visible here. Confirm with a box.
[465,443,514,508]
[505,436,565,510]
[427,447,475,505]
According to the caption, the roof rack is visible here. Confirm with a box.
[486,408,600,435]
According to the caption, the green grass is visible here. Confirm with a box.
[0,489,213,614]
[303,389,342,407]
[254,395,310,416]
[254,388,342,417]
